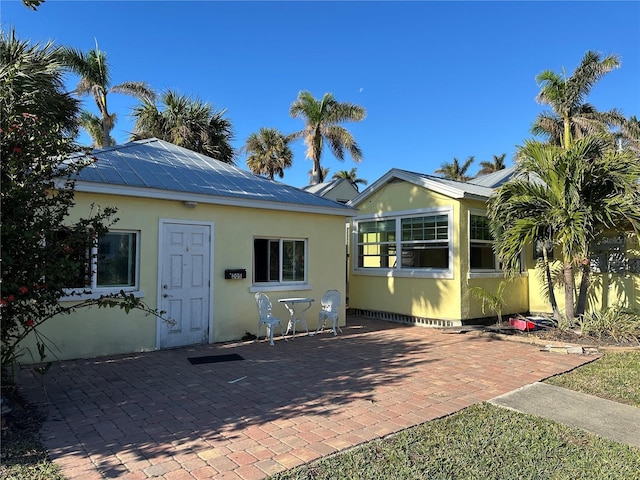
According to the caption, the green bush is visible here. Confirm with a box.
[578,304,640,345]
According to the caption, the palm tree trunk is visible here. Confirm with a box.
[563,117,572,149]
[102,120,109,148]
[563,262,575,321]
[543,249,561,321]
[576,263,590,316]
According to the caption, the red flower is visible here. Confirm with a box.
[26,319,34,327]
[0,298,6,306]
[19,286,28,295]
[7,295,15,302]
[13,147,22,154]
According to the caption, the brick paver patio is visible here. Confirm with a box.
[18,316,596,479]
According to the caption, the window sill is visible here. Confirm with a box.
[249,284,312,293]
[468,271,504,279]
[352,268,454,279]
[60,289,145,302]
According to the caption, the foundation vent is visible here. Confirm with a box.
[349,309,461,328]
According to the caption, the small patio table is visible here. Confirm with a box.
[278,297,314,338]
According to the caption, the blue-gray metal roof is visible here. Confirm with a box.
[68,138,355,215]
[468,166,516,187]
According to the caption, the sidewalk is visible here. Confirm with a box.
[489,382,640,448]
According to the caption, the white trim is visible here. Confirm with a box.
[61,229,141,295]
[156,219,215,349]
[349,168,492,207]
[249,284,313,293]
[468,210,503,274]
[74,181,356,217]
[251,236,309,286]
[351,207,454,279]
[356,206,452,221]
[352,269,454,279]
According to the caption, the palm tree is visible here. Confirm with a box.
[1,28,79,136]
[21,0,45,10]
[533,50,624,149]
[244,127,293,180]
[477,153,507,176]
[533,50,633,316]
[619,115,640,155]
[290,91,366,184]
[332,168,368,192]
[131,89,236,164]
[435,156,474,181]
[61,43,155,148]
[488,137,640,321]
[308,167,330,184]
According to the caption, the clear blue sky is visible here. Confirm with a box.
[3,1,639,188]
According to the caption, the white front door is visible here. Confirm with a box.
[158,221,212,349]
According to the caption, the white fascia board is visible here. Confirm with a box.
[72,181,357,217]
[349,168,485,206]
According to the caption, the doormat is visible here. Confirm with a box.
[188,354,244,365]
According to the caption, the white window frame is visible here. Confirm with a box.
[63,230,142,299]
[250,237,311,292]
[353,207,454,279]
[468,211,503,278]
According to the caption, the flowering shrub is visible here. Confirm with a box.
[0,113,161,379]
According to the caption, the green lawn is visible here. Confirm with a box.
[546,351,640,408]
[268,403,639,480]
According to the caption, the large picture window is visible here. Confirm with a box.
[254,238,306,283]
[355,211,452,274]
[469,214,499,271]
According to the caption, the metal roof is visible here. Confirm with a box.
[468,166,516,187]
[301,178,355,196]
[68,138,355,216]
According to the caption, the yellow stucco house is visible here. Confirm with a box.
[346,168,640,326]
[24,139,355,361]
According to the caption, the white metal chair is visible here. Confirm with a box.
[316,289,343,336]
[254,292,286,346]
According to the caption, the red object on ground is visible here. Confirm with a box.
[509,317,536,331]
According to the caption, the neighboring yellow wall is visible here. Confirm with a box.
[464,276,529,320]
[348,275,462,321]
[355,181,453,215]
[528,233,640,315]
[20,192,349,362]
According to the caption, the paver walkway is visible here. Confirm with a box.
[18,317,597,480]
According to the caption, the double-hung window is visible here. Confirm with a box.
[469,214,500,271]
[254,238,307,284]
[355,209,452,277]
